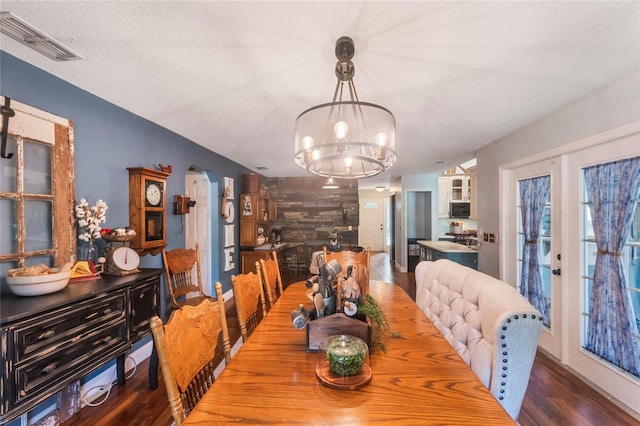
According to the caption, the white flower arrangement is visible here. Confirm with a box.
[75,198,108,244]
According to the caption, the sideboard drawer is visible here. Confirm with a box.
[13,318,127,407]
[14,292,126,363]
[130,275,160,342]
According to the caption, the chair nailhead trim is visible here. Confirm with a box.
[497,315,540,400]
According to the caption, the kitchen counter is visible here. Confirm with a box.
[417,240,476,252]
[253,241,303,251]
[417,240,477,269]
[240,242,304,273]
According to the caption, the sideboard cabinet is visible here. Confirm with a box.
[0,269,161,424]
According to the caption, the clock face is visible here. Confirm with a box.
[145,181,163,207]
[112,247,140,271]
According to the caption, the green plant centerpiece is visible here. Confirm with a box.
[325,335,368,376]
[357,294,404,353]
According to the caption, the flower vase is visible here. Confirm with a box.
[85,242,98,263]
[328,240,340,252]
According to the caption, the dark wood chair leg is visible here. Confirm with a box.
[148,341,159,390]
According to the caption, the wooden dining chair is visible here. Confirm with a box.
[150,282,231,426]
[162,243,211,309]
[231,271,268,342]
[323,246,371,301]
[257,251,284,309]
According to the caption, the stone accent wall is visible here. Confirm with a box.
[267,177,359,250]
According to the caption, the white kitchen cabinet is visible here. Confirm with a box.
[449,175,471,201]
[438,174,474,218]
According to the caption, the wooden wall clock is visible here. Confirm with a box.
[128,167,170,255]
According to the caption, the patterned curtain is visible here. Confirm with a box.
[519,176,551,327]
[584,157,640,377]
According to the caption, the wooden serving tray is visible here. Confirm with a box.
[315,359,372,390]
[306,313,372,353]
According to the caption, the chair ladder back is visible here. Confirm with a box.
[270,250,284,295]
[150,282,230,425]
[231,272,267,342]
[257,252,283,309]
[162,243,206,309]
[324,246,371,298]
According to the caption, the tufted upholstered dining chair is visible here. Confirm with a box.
[415,259,542,421]
[257,251,284,310]
[150,282,231,426]
[161,243,213,309]
[231,271,268,342]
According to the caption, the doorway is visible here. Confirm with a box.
[504,158,562,359]
[359,198,386,251]
[184,170,218,296]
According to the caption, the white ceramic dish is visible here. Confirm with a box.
[6,267,72,296]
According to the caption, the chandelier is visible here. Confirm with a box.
[294,36,396,179]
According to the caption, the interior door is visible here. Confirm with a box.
[564,132,640,414]
[359,198,385,251]
[504,158,563,359]
[185,171,212,296]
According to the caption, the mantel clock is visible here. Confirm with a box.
[128,167,170,255]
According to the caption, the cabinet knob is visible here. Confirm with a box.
[42,363,57,374]
[103,308,112,315]
[38,330,56,340]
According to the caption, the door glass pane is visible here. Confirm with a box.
[0,135,17,193]
[516,176,552,328]
[25,200,53,251]
[580,160,640,358]
[0,199,17,255]
[24,140,52,195]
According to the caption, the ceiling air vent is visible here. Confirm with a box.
[0,12,83,61]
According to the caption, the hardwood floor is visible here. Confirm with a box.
[62,253,638,426]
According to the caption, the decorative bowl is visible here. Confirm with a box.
[6,266,72,296]
[102,234,135,243]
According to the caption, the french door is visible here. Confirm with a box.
[564,132,640,414]
[502,124,640,414]
[504,158,563,359]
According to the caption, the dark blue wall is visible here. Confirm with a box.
[1,50,260,424]
[0,51,253,295]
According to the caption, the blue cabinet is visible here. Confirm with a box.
[418,240,477,270]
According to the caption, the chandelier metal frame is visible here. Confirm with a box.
[294,36,396,180]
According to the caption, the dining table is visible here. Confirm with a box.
[182,280,514,425]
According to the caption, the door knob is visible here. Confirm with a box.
[552,268,561,276]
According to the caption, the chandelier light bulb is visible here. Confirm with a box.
[375,132,388,146]
[302,136,314,149]
[312,149,320,160]
[344,156,353,167]
[334,121,348,139]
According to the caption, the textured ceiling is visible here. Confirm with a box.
[1,1,638,189]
